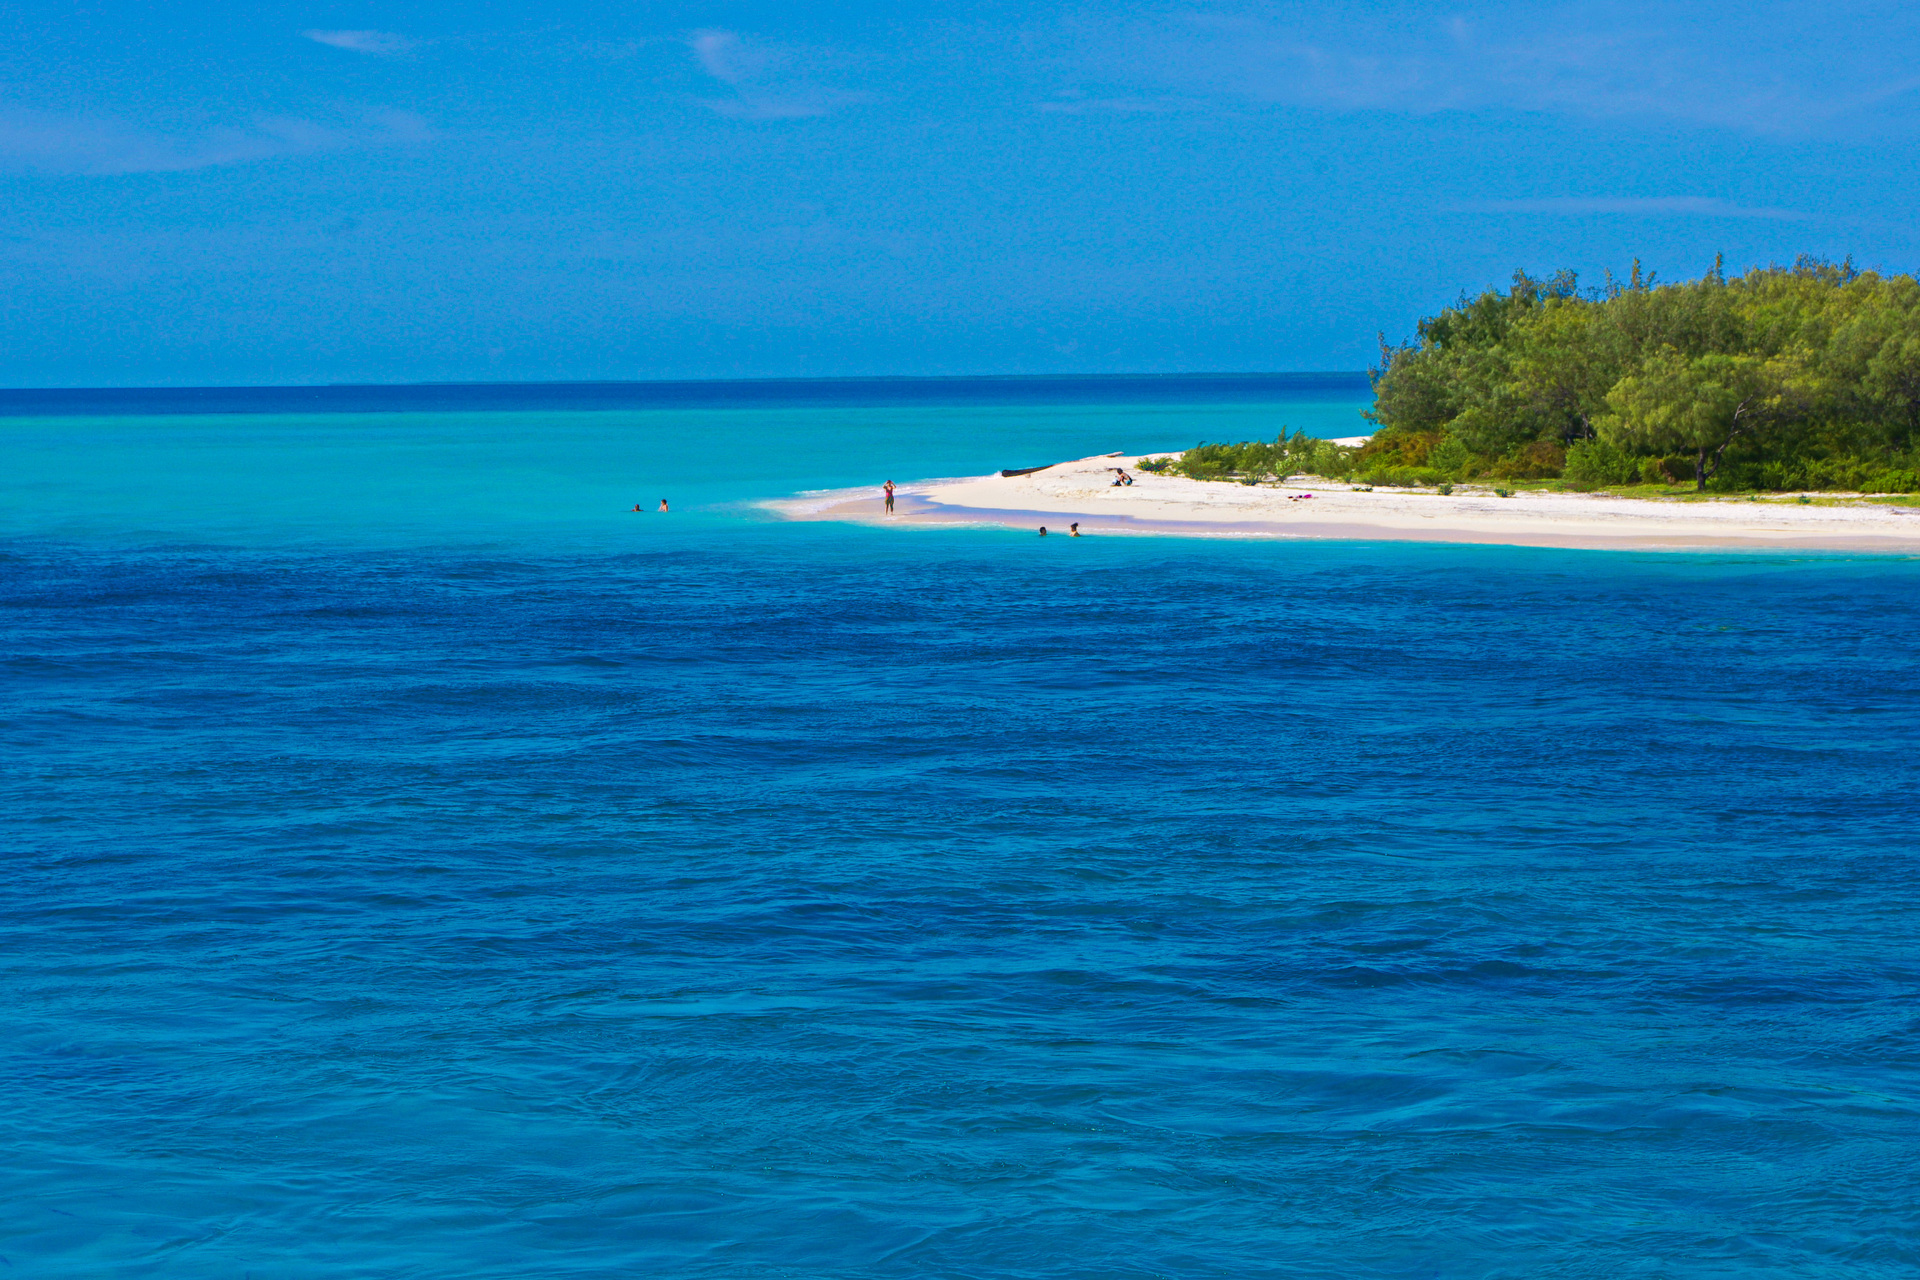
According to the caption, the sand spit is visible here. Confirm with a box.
[770,453,1920,552]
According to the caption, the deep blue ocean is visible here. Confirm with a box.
[4,377,1917,1278]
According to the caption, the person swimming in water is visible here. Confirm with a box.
[1070,522,1081,536]
[658,499,669,512]
[1038,526,1048,536]
[884,480,895,513]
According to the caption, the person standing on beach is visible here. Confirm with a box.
[884,480,895,514]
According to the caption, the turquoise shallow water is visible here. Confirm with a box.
[0,379,1371,548]
[4,380,1918,1277]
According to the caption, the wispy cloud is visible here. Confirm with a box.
[691,30,762,85]
[0,106,432,175]
[1096,5,1920,140]
[1449,196,1812,220]
[1036,91,1187,114]
[303,29,416,56]
[689,30,872,120]
[565,38,652,61]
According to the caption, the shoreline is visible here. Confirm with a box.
[768,452,1920,552]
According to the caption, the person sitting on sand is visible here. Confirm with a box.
[1120,471,1132,486]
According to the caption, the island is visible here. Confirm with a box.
[774,258,1920,550]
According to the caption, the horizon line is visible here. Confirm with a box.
[0,370,1372,394]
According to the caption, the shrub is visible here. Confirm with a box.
[1751,455,1894,491]
[1429,435,1472,478]
[1176,445,1238,480]
[1486,440,1567,480]
[1640,455,1697,485]
[1864,469,1920,493]
[1304,441,1359,478]
[1359,465,1444,487]
[1563,438,1639,487]
[1701,461,1754,492]
[1437,482,1454,495]
[1156,433,1362,483]
[1355,430,1443,469]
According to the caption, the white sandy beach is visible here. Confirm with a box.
[773,452,1920,551]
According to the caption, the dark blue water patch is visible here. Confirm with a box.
[0,372,1371,418]
[3,535,1918,1277]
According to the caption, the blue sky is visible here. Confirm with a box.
[4,1,1918,385]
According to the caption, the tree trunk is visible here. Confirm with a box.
[1696,444,1710,492]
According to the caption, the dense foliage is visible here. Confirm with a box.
[1138,431,1357,483]
[1367,257,1920,492]
[1156,260,1920,492]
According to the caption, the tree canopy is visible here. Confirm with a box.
[1364,258,1920,492]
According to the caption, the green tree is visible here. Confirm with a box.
[1362,256,1918,491]
[1600,348,1810,491]
[1825,278,1920,452]
[1864,326,1920,450]
[1504,300,1617,444]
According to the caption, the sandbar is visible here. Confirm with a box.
[770,453,1920,552]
